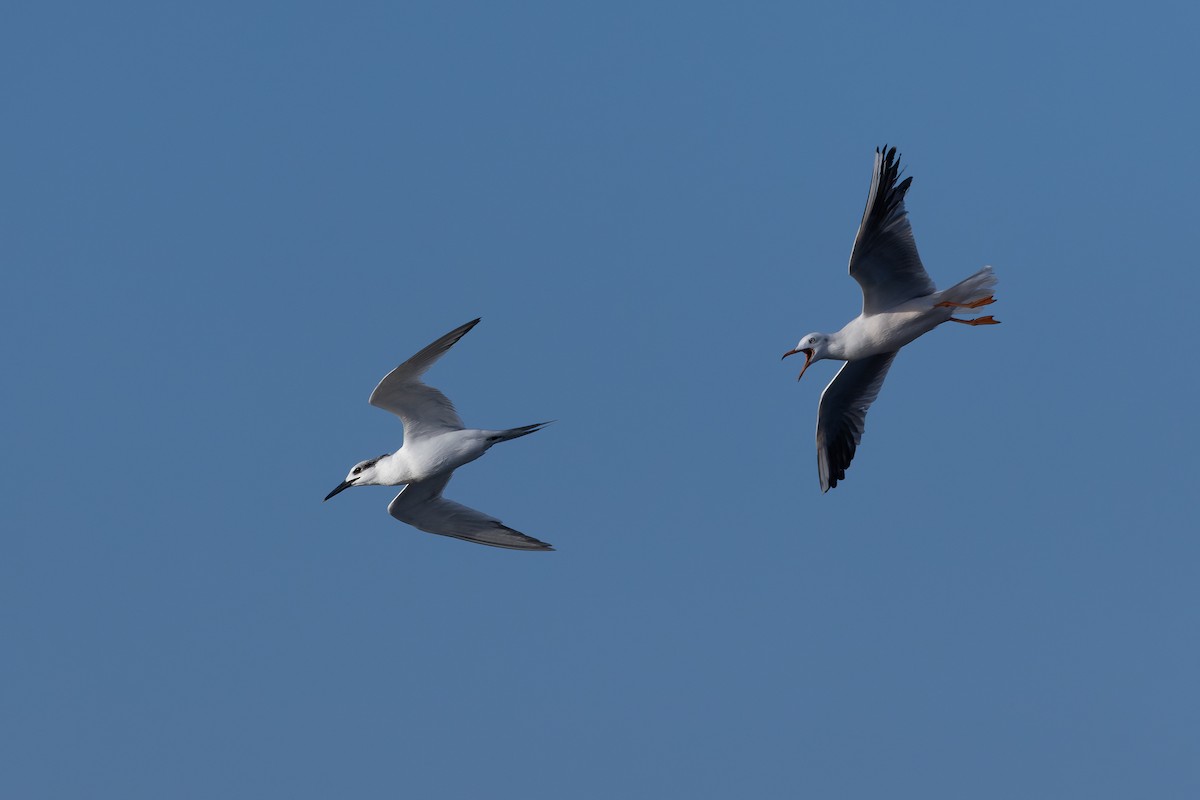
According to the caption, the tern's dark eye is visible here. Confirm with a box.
[352,467,362,475]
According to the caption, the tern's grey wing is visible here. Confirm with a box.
[387,473,554,551]
[848,147,936,315]
[815,352,898,492]
[369,318,479,441]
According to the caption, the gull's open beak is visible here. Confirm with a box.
[324,478,357,502]
[782,348,815,381]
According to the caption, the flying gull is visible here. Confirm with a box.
[783,146,999,491]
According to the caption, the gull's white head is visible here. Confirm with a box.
[782,333,829,381]
[324,454,390,501]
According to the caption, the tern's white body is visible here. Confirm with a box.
[785,146,999,492]
[325,318,554,551]
[368,430,492,486]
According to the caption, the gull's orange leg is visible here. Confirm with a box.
[936,295,995,309]
[949,315,1000,325]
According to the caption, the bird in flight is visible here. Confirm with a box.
[325,318,554,550]
[783,146,999,492]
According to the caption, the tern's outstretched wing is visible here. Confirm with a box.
[848,147,936,315]
[369,319,478,442]
[388,473,554,551]
[815,351,898,492]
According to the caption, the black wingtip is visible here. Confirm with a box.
[877,145,903,174]
[497,523,555,551]
[873,145,912,201]
[450,317,482,342]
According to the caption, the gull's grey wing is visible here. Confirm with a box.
[848,147,937,315]
[387,473,554,551]
[815,351,898,492]
[368,318,479,442]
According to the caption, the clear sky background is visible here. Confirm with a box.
[4,1,1198,797]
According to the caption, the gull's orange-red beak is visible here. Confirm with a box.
[782,348,815,381]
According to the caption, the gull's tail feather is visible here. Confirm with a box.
[488,421,555,443]
[937,266,998,308]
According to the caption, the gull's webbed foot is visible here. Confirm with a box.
[949,315,1000,326]
[936,295,995,309]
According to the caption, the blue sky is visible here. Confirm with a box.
[3,1,1198,797]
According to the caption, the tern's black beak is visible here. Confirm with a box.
[324,478,357,501]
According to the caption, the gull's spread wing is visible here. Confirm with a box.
[848,146,936,315]
[815,352,898,492]
[388,473,553,551]
[369,319,478,442]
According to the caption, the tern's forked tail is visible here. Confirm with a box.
[487,421,555,444]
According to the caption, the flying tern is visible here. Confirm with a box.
[325,318,554,550]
